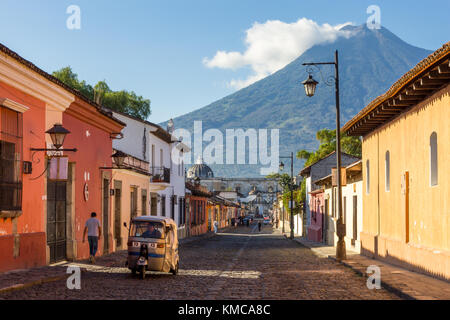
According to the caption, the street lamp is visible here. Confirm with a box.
[31,123,77,152]
[46,124,70,149]
[302,74,318,97]
[279,152,295,240]
[112,150,127,168]
[302,50,346,261]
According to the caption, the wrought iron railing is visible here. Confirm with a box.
[150,167,170,183]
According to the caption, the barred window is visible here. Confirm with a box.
[0,105,23,211]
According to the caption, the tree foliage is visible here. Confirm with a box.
[295,128,361,202]
[52,66,151,120]
[297,128,361,167]
[265,173,292,193]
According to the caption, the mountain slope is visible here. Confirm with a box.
[165,25,431,177]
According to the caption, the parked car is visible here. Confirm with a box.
[263,216,271,225]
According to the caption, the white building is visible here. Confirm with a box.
[314,160,363,252]
[111,112,189,238]
[300,151,360,237]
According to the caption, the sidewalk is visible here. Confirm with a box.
[291,235,450,300]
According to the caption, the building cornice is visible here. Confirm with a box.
[0,52,74,111]
[65,97,125,134]
[0,97,29,113]
[343,41,450,136]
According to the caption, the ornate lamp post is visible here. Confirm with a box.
[302,50,346,261]
[279,152,295,240]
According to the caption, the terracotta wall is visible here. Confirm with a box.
[63,112,114,260]
[0,81,47,271]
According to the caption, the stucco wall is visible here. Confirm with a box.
[361,84,450,279]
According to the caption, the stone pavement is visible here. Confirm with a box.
[0,227,232,294]
[0,224,399,300]
[290,235,450,300]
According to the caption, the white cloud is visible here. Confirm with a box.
[203,18,354,90]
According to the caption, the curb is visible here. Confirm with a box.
[0,275,66,295]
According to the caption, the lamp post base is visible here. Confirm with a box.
[336,238,347,262]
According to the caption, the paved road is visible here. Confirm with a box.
[0,224,399,300]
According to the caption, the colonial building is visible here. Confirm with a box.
[187,157,278,217]
[185,181,212,236]
[0,43,125,271]
[314,160,363,252]
[342,42,450,280]
[300,151,360,237]
[109,111,154,250]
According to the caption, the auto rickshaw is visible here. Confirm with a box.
[124,216,179,279]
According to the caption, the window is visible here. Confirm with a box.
[331,187,336,218]
[343,196,346,224]
[161,195,166,216]
[0,106,23,212]
[160,149,163,167]
[430,132,438,186]
[385,151,390,192]
[151,144,155,174]
[141,189,147,215]
[366,160,370,194]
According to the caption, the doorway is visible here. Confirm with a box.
[150,193,157,216]
[103,178,110,254]
[47,181,67,263]
[352,195,358,246]
[130,186,138,218]
[114,181,122,248]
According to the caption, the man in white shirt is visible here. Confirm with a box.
[82,212,102,264]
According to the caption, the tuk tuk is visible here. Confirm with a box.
[124,216,179,279]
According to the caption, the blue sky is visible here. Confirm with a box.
[0,0,448,123]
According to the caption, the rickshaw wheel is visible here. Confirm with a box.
[139,266,145,280]
[171,261,179,275]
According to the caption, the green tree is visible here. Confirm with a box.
[266,173,292,193]
[52,66,151,120]
[53,67,94,99]
[297,128,361,167]
[295,128,361,202]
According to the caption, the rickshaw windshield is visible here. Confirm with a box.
[130,221,165,239]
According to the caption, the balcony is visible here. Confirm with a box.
[149,167,171,192]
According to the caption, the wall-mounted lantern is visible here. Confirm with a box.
[112,150,127,168]
[31,124,77,152]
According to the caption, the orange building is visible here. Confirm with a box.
[186,182,211,236]
[0,43,124,271]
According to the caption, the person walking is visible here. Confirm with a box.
[258,220,262,232]
[213,220,218,233]
[83,212,102,264]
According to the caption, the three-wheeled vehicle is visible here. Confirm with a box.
[124,216,179,279]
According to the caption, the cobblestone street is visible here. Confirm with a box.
[0,224,399,300]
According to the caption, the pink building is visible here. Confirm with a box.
[307,189,324,242]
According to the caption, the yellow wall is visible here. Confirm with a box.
[361,84,450,279]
